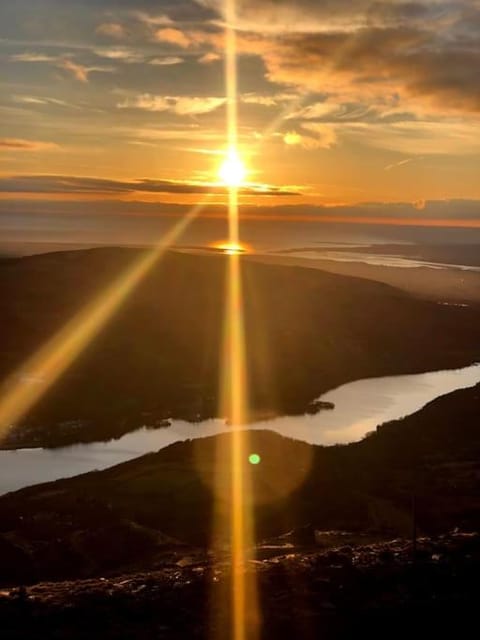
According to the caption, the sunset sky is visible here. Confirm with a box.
[1,0,479,246]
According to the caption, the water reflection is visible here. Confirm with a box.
[279,249,480,272]
[1,364,479,495]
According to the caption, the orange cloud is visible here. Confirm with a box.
[57,59,114,83]
[155,28,192,48]
[0,139,59,151]
[59,59,89,83]
[283,123,337,149]
[198,52,221,64]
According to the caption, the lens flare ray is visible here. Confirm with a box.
[214,2,260,639]
[0,204,203,438]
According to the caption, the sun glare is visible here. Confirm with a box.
[212,241,249,255]
[219,149,247,188]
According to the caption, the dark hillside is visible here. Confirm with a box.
[1,248,479,447]
[0,383,479,586]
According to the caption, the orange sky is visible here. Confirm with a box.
[1,0,479,241]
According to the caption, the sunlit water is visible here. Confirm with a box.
[276,249,480,272]
[0,364,479,495]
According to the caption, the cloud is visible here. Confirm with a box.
[11,52,114,83]
[0,175,298,197]
[149,56,184,66]
[2,194,480,236]
[198,0,465,33]
[253,28,479,113]
[93,47,145,63]
[118,95,170,111]
[59,59,90,83]
[283,123,337,149]
[344,120,480,155]
[283,131,303,146]
[0,139,59,151]
[174,96,226,116]
[154,27,192,48]
[282,131,325,150]
[12,95,79,110]
[12,96,50,105]
[118,94,226,116]
[131,11,173,27]
[93,48,182,66]
[11,53,57,63]
[241,93,278,107]
[198,52,221,64]
[384,157,422,171]
[299,123,337,147]
[195,1,480,115]
[95,23,127,39]
[58,59,114,83]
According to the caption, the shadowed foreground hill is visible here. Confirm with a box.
[1,532,479,640]
[0,382,479,587]
[1,247,479,447]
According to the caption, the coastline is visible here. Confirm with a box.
[247,253,480,304]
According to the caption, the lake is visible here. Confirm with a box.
[0,363,479,495]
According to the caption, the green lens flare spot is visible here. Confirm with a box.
[249,453,261,465]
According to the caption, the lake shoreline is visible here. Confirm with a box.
[1,248,480,458]
[1,363,479,495]
[1,359,478,453]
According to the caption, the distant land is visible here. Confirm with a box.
[251,245,480,303]
[1,247,479,448]
[332,243,480,268]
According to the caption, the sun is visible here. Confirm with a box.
[218,148,247,188]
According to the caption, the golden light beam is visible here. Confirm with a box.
[0,203,204,437]
[217,2,260,639]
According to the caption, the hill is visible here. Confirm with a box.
[1,531,479,640]
[1,247,479,447]
[0,382,479,586]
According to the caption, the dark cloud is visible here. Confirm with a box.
[197,1,480,113]
[0,198,480,226]
[200,0,462,29]
[0,175,299,196]
[238,24,480,113]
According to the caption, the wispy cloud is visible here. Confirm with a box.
[93,48,183,66]
[58,59,114,83]
[149,56,184,66]
[11,52,114,82]
[0,139,59,151]
[198,52,220,64]
[345,121,480,155]
[118,94,226,115]
[241,93,277,107]
[384,157,423,171]
[95,22,127,39]
[10,52,57,63]
[93,47,144,63]
[283,123,337,149]
[131,11,173,27]
[12,95,83,111]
